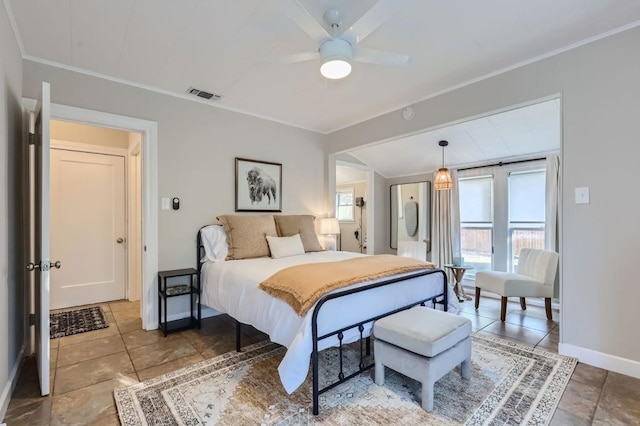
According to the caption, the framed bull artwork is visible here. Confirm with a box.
[235,157,282,212]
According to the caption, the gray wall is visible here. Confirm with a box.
[22,60,327,272]
[329,28,640,368]
[0,2,25,418]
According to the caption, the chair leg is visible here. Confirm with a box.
[520,297,527,310]
[545,298,552,320]
[500,297,507,321]
[475,287,481,309]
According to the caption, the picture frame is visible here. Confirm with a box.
[235,157,282,212]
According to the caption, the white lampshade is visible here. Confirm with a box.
[318,217,340,235]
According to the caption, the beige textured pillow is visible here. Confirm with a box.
[273,215,323,252]
[217,215,278,260]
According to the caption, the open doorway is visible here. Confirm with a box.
[342,97,562,316]
[335,162,369,253]
[24,97,158,333]
[48,120,142,310]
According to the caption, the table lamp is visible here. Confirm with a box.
[318,218,341,251]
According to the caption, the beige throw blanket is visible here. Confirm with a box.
[259,255,436,316]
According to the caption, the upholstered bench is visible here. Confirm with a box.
[373,306,472,412]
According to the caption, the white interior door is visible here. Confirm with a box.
[33,82,51,396]
[50,149,126,309]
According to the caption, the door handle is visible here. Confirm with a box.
[27,261,61,271]
[26,262,40,271]
[117,238,125,244]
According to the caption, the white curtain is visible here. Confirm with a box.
[545,155,560,298]
[545,155,560,252]
[432,170,460,285]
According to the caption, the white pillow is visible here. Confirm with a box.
[200,225,228,262]
[266,234,306,259]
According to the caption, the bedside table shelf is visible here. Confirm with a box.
[158,268,200,336]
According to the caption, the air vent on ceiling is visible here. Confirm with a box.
[186,87,223,101]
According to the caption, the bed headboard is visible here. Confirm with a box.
[196,224,213,270]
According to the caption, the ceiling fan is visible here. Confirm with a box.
[274,0,410,79]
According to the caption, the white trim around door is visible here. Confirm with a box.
[23,98,159,330]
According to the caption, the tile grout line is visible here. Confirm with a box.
[590,371,609,423]
[109,301,143,383]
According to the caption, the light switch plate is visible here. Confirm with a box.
[575,187,590,204]
[161,197,170,210]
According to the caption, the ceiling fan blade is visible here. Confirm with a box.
[353,47,409,66]
[341,0,409,44]
[274,51,320,65]
[274,0,331,42]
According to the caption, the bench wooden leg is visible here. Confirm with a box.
[520,297,527,310]
[500,297,507,321]
[545,298,552,320]
[475,287,481,309]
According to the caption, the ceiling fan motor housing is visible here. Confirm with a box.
[319,38,353,61]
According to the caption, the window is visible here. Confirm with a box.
[508,170,545,272]
[459,176,494,278]
[458,161,546,278]
[336,188,354,222]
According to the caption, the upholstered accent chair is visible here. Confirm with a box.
[474,248,559,321]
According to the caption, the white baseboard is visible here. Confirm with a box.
[0,345,25,421]
[559,343,640,380]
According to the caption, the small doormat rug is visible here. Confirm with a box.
[115,333,576,425]
[50,306,109,339]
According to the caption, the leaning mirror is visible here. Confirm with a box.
[390,181,431,251]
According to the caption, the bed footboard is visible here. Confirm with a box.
[310,268,448,415]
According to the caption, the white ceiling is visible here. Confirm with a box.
[348,99,560,178]
[336,164,368,185]
[6,1,640,134]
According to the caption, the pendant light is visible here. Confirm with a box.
[434,140,453,191]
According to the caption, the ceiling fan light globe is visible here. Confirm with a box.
[320,58,352,79]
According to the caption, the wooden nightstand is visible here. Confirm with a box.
[443,264,474,302]
[157,268,201,336]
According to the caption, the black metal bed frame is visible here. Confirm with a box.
[196,226,448,415]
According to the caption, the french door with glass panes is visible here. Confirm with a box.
[458,161,546,278]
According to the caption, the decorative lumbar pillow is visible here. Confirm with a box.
[273,215,323,252]
[266,234,306,259]
[217,215,278,260]
[200,224,229,262]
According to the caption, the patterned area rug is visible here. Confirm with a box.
[115,333,576,425]
[50,306,109,339]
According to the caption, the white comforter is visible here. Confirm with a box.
[201,251,460,393]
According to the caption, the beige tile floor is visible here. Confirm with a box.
[4,297,640,425]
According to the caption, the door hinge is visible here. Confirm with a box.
[28,132,35,145]
[29,313,36,326]
[144,245,147,252]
